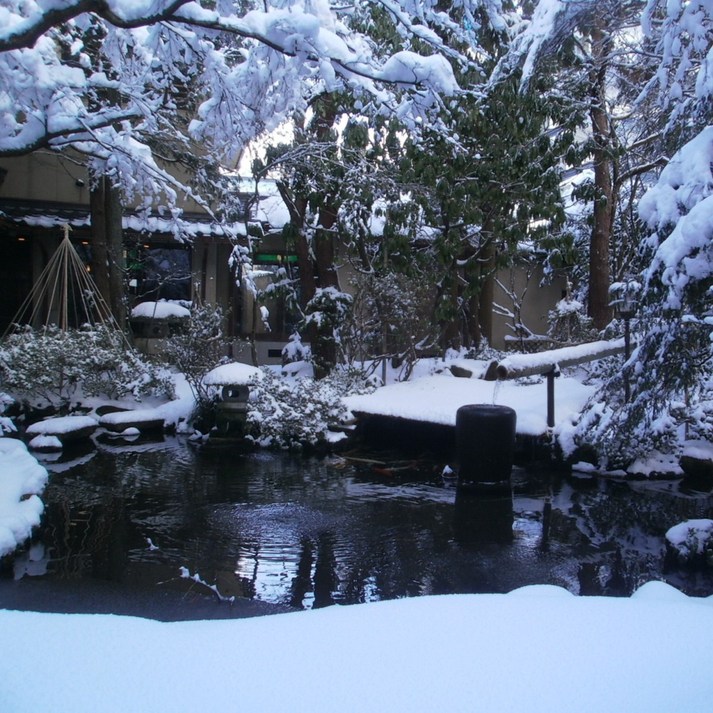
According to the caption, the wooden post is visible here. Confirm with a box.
[624,318,631,403]
[547,369,556,429]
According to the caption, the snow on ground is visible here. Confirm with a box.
[2,581,713,713]
[344,372,596,437]
[684,439,713,461]
[0,439,47,558]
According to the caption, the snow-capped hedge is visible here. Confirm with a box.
[0,326,174,408]
[246,368,374,450]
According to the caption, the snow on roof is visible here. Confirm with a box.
[0,438,48,557]
[0,199,251,238]
[2,581,713,713]
[203,362,263,386]
[345,373,596,436]
[131,301,191,320]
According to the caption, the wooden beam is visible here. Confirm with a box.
[492,338,627,381]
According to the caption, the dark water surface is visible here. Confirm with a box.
[3,435,713,619]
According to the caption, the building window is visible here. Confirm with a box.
[127,243,191,303]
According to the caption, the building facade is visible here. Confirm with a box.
[0,151,567,364]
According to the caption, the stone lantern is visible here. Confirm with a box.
[202,362,262,440]
[610,280,640,402]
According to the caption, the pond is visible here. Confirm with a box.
[3,435,713,619]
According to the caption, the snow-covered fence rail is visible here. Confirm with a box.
[482,338,627,429]
[489,338,626,381]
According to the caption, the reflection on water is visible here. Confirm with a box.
[5,436,713,610]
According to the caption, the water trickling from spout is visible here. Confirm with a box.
[492,378,503,405]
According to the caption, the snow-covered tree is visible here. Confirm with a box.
[2,0,508,344]
[572,128,713,467]
[0,0,485,190]
[571,0,713,467]
[400,16,577,350]
[491,0,672,330]
[640,0,713,133]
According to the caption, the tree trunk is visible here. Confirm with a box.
[90,174,126,329]
[441,269,462,353]
[275,96,342,379]
[477,237,496,346]
[311,204,341,378]
[467,286,482,348]
[588,22,614,330]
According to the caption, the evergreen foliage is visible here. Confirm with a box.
[162,302,229,415]
[572,130,713,467]
[0,326,174,411]
[246,367,374,450]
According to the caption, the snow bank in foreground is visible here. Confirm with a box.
[2,582,713,713]
[0,439,48,557]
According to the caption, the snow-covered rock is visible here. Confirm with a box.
[99,409,165,433]
[681,440,713,478]
[28,434,63,452]
[665,519,713,565]
[25,415,98,444]
[627,451,683,479]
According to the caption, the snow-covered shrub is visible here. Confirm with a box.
[282,332,310,364]
[0,391,16,435]
[0,325,174,411]
[458,339,503,363]
[162,302,229,414]
[342,272,435,375]
[547,295,597,345]
[246,367,372,450]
